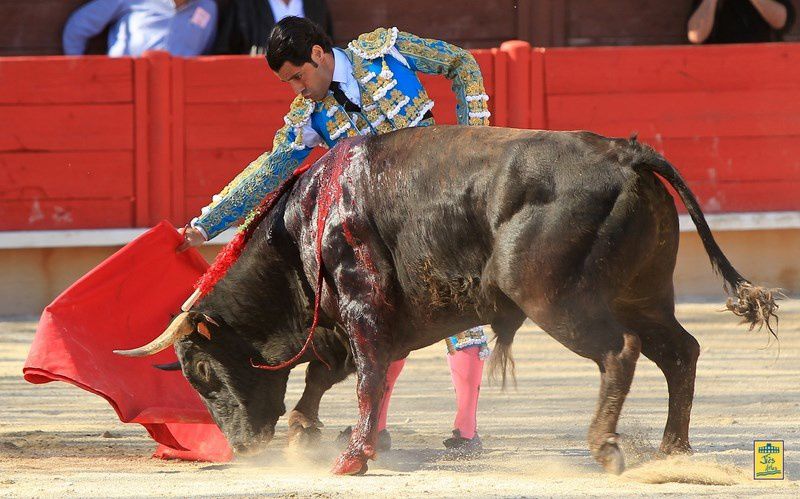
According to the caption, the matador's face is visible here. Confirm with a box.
[275,44,333,102]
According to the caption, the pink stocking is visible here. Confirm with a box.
[376,358,406,432]
[447,346,484,439]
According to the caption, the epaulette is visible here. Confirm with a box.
[283,95,315,128]
[347,27,399,60]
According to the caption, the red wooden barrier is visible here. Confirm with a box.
[0,57,136,230]
[1,43,798,232]
[544,43,800,213]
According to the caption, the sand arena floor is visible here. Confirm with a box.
[1,301,798,497]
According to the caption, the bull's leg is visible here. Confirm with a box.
[587,330,641,474]
[511,296,641,474]
[635,316,700,455]
[331,314,391,475]
[320,181,397,474]
[288,359,352,446]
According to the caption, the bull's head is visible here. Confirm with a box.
[114,311,290,456]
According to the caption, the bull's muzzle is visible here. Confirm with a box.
[113,312,193,357]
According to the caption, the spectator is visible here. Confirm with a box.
[688,0,796,44]
[213,0,333,55]
[63,0,218,57]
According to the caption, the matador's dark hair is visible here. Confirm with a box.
[266,16,333,71]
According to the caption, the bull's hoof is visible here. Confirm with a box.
[287,410,323,447]
[658,435,693,456]
[595,435,625,475]
[331,453,369,475]
[288,423,322,447]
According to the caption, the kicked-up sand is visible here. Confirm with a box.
[1,301,798,497]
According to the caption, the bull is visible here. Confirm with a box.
[115,126,778,475]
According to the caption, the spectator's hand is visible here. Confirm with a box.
[177,226,207,252]
[688,0,720,44]
[748,0,789,30]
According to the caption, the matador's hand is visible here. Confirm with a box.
[177,226,207,252]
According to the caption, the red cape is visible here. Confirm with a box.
[23,221,232,461]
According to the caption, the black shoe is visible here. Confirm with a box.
[336,426,392,452]
[443,429,483,454]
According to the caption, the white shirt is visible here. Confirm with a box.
[300,47,412,148]
[267,0,305,22]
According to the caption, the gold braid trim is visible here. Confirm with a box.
[347,27,399,60]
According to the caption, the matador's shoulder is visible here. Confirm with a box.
[283,95,315,128]
[347,27,399,60]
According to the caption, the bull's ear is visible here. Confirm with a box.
[197,322,212,340]
[202,314,220,327]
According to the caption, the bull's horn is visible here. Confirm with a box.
[113,312,193,357]
[181,288,201,312]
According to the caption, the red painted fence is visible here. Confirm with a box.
[1,43,799,231]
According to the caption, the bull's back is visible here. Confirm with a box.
[353,126,675,319]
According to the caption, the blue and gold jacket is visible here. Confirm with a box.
[192,27,491,239]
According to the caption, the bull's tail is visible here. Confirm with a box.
[631,142,781,337]
[488,325,517,390]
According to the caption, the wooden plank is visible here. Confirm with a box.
[183,57,294,104]
[183,148,325,217]
[0,199,133,230]
[647,136,800,183]
[184,149,264,197]
[133,57,150,227]
[0,152,134,200]
[144,51,172,225]
[0,104,133,152]
[530,48,546,129]
[545,43,800,95]
[472,50,495,96]
[546,89,800,138]
[171,58,186,224]
[184,147,325,195]
[184,102,285,150]
[0,57,133,104]
[491,48,508,127]
[501,40,531,128]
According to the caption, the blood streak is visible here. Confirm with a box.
[252,138,365,371]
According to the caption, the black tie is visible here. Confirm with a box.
[329,81,361,113]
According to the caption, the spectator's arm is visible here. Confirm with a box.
[687,0,719,44]
[749,0,789,29]
[192,97,317,240]
[394,31,490,126]
[63,0,126,55]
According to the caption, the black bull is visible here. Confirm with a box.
[116,126,778,475]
